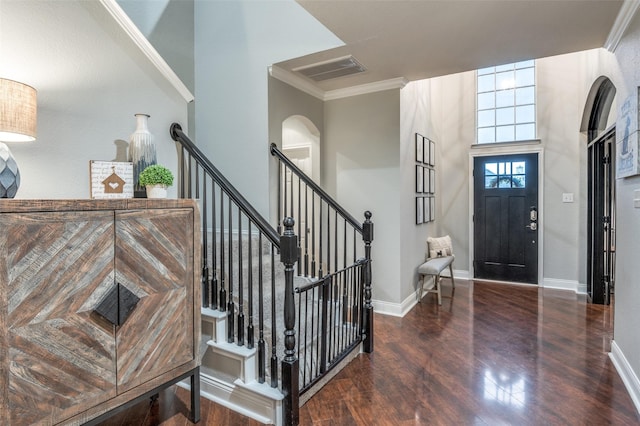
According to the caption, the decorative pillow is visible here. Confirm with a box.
[427,235,453,258]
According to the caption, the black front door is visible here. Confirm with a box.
[474,153,539,283]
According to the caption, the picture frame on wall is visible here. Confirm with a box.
[429,169,436,193]
[429,139,435,166]
[416,133,423,163]
[416,197,424,224]
[423,137,430,165]
[430,197,436,221]
[423,166,429,193]
[416,165,423,193]
[424,196,430,222]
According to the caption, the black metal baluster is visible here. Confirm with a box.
[311,192,316,278]
[342,218,348,325]
[277,161,282,234]
[320,276,329,374]
[187,152,193,199]
[219,191,226,312]
[211,181,218,309]
[237,207,244,346]
[318,198,323,278]
[228,198,234,343]
[202,173,209,308]
[258,232,265,383]
[248,221,254,349]
[297,174,302,276]
[270,249,278,388]
[304,182,309,277]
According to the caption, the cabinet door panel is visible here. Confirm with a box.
[115,209,194,392]
[0,211,117,425]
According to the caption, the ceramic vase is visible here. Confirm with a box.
[128,113,156,197]
[0,143,20,198]
[146,184,167,199]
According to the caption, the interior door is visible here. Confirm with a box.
[474,153,539,283]
[587,127,615,304]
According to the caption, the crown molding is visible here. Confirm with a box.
[604,0,640,52]
[323,77,408,100]
[99,0,194,103]
[269,65,408,101]
[268,66,325,100]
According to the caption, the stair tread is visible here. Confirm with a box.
[207,339,257,357]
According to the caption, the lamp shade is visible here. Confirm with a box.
[0,78,37,142]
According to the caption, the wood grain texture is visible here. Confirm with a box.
[0,200,200,425]
[1,211,117,425]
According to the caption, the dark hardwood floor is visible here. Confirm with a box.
[98,279,640,425]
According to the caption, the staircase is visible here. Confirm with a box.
[170,124,374,425]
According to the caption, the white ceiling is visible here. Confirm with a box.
[273,0,626,93]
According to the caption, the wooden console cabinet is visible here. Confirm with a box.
[0,200,201,425]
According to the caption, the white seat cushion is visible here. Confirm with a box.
[418,255,455,275]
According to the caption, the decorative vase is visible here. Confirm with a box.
[0,142,20,198]
[146,184,167,199]
[128,113,156,198]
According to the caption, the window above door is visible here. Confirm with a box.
[477,60,536,144]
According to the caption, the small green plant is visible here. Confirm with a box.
[138,164,174,187]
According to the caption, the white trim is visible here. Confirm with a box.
[178,372,283,425]
[468,145,545,285]
[99,0,194,103]
[609,340,640,415]
[541,277,579,292]
[374,270,467,317]
[269,66,325,100]
[323,77,408,100]
[269,65,407,101]
[372,294,415,318]
[604,0,640,53]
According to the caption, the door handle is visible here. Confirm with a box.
[526,223,537,231]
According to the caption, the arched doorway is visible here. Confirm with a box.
[581,77,616,304]
[282,115,320,183]
[281,115,320,261]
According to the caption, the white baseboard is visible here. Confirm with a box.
[177,372,283,425]
[373,270,468,317]
[542,277,579,292]
[609,340,640,416]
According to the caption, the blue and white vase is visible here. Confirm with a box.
[128,113,156,198]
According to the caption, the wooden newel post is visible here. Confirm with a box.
[362,211,374,353]
[280,217,299,426]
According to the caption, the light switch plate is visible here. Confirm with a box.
[562,193,574,203]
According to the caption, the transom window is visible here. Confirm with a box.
[484,161,526,189]
[477,60,536,144]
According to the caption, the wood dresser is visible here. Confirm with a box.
[0,199,201,425]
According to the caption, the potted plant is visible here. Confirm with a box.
[138,164,174,198]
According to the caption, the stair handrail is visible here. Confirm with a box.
[171,123,280,246]
[270,143,363,234]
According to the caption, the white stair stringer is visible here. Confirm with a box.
[194,306,284,425]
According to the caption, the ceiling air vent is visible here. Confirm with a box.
[293,56,366,82]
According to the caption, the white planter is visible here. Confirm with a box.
[146,184,167,199]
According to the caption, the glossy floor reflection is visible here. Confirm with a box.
[100,280,639,425]
[300,280,640,425]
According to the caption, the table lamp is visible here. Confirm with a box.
[0,78,37,198]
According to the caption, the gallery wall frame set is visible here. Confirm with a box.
[415,133,436,224]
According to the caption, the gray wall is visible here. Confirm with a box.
[2,0,188,199]
[193,0,341,216]
[611,11,640,400]
[429,49,619,291]
[324,90,402,305]
[118,0,195,132]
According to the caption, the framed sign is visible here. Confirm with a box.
[90,161,134,199]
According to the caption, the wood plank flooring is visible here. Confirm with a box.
[97,279,640,425]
